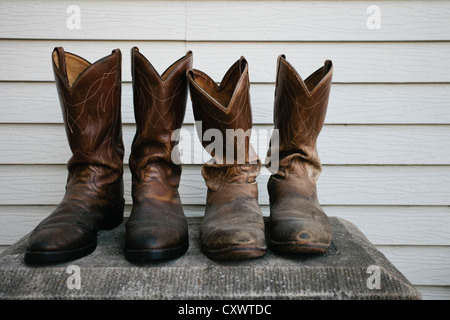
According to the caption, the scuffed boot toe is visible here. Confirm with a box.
[201,225,267,260]
[270,217,332,253]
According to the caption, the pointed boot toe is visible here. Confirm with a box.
[201,223,267,260]
[269,216,332,253]
[25,225,97,264]
[125,221,189,261]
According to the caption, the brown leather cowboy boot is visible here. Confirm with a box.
[266,55,333,253]
[187,57,267,260]
[124,48,193,261]
[24,48,125,264]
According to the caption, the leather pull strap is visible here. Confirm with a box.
[111,48,122,83]
[238,56,247,74]
[274,54,286,95]
[53,47,67,79]
[323,60,333,76]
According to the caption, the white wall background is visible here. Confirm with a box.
[0,0,449,299]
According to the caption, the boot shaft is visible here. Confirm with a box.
[187,57,258,165]
[187,57,262,200]
[129,48,193,170]
[271,55,333,167]
[52,47,124,172]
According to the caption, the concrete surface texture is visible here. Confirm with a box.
[0,217,422,300]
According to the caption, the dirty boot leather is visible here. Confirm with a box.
[124,48,193,261]
[187,57,267,260]
[267,55,333,253]
[25,48,125,264]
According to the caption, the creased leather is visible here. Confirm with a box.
[267,55,333,253]
[187,57,266,259]
[26,48,124,259]
[125,48,192,256]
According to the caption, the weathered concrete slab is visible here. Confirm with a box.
[0,217,421,300]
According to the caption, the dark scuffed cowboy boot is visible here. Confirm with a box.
[187,57,267,260]
[25,48,125,264]
[124,48,193,261]
[266,55,333,254]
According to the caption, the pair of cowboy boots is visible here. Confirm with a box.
[24,47,333,264]
[188,55,333,259]
[24,47,192,263]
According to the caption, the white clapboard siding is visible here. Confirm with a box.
[0,0,187,40]
[2,40,450,83]
[2,1,450,41]
[2,82,450,125]
[188,41,450,83]
[1,165,450,206]
[321,206,450,246]
[185,1,450,41]
[416,286,450,300]
[379,246,450,286]
[0,40,187,82]
[1,124,450,165]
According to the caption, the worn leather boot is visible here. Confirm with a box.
[24,48,125,264]
[187,57,267,260]
[124,48,193,261]
[266,55,333,253]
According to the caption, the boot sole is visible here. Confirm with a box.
[24,240,97,264]
[24,200,125,264]
[124,240,189,262]
[201,244,267,260]
[269,238,330,254]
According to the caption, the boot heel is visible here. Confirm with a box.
[99,199,125,230]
